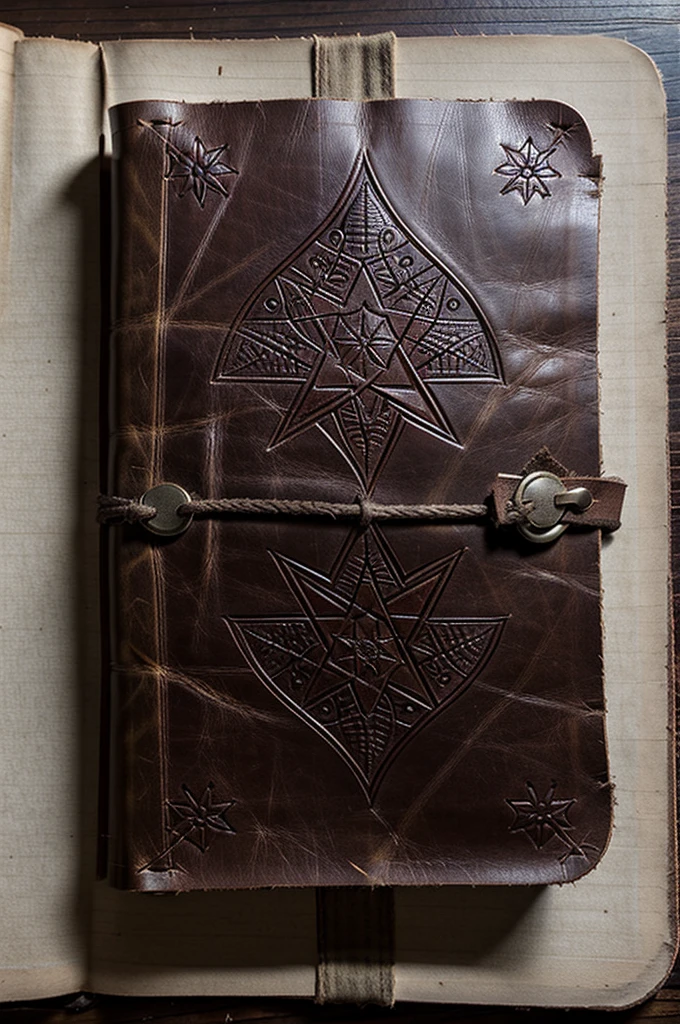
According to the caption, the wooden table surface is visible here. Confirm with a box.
[0,1,677,1021]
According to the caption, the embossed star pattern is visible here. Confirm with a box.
[166,136,237,206]
[495,137,561,204]
[140,119,238,207]
[166,782,235,852]
[507,781,574,848]
[227,530,506,797]
[216,156,503,486]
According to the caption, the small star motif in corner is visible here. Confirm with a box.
[494,136,561,205]
[166,782,236,852]
[138,119,238,208]
[507,781,575,850]
[165,136,238,207]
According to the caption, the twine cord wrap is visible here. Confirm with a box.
[97,495,158,524]
[97,493,491,528]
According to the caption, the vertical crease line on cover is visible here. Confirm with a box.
[316,888,395,1006]
[312,30,396,1007]
[313,32,396,101]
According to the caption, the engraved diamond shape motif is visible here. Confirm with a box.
[215,154,503,488]
[226,529,506,800]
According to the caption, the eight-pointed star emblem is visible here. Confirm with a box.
[215,155,503,487]
[507,781,574,849]
[140,119,238,207]
[506,781,597,864]
[166,781,236,852]
[141,781,236,872]
[226,528,506,798]
[494,136,561,204]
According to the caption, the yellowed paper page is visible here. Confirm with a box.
[0,23,22,315]
[0,32,670,1007]
[90,888,317,997]
[0,38,101,1000]
[101,38,312,110]
[91,34,672,1009]
[395,35,672,1010]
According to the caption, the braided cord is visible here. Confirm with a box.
[98,493,489,527]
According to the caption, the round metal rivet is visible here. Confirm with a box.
[140,483,192,537]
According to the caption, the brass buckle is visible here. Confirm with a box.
[514,471,592,545]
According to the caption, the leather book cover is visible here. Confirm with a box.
[105,97,611,890]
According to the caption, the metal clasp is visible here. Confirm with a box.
[514,471,592,545]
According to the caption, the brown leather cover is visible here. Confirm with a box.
[106,98,611,890]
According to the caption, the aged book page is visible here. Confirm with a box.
[0,36,100,1000]
[0,23,21,314]
[0,35,319,1004]
[92,34,672,1007]
[394,38,672,1008]
[0,31,671,1007]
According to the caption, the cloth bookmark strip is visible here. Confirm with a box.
[316,887,395,1006]
[312,32,396,1007]
[313,32,396,101]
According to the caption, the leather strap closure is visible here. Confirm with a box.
[492,473,626,534]
[98,469,626,544]
[99,438,625,544]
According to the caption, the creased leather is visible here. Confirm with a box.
[106,98,611,890]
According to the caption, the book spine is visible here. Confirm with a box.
[107,103,176,887]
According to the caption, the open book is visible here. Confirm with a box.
[0,25,673,1009]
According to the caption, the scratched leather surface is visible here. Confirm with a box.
[106,98,609,889]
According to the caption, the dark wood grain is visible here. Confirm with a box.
[3,991,680,1022]
[0,0,677,41]
[0,1,677,1020]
